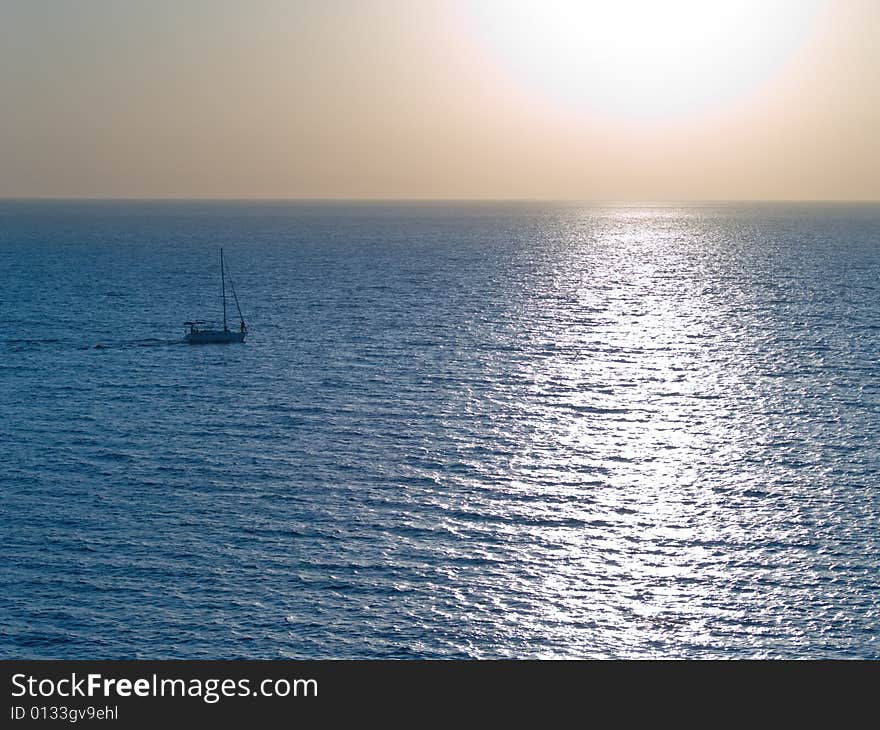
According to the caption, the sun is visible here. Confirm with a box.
[459,0,825,120]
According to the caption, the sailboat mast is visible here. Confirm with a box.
[221,248,228,331]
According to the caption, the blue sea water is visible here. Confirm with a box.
[1,200,878,659]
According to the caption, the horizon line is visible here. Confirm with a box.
[2,196,880,205]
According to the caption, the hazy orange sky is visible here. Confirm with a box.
[1,0,878,200]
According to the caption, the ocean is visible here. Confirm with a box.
[1,200,878,658]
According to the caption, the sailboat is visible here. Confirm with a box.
[184,248,247,344]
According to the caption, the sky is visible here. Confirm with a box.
[1,0,878,200]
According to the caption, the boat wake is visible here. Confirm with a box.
[1,338,62,349]
[87,338,184,350]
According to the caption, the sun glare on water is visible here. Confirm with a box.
[461,0,825,119]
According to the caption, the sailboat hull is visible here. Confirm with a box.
[184,330,246,344]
